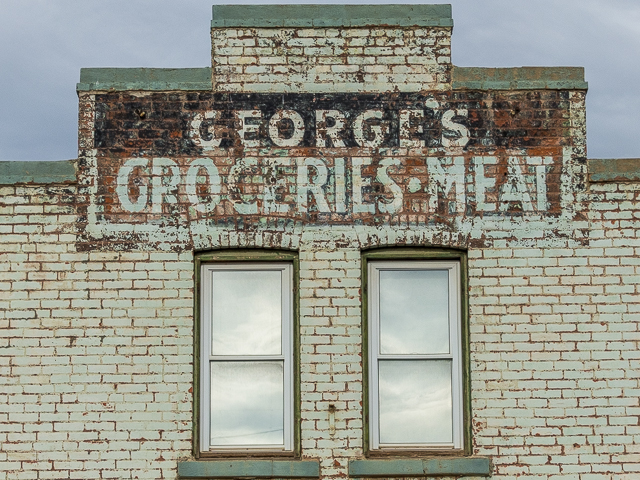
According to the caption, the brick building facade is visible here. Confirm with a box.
[1,5,639,480]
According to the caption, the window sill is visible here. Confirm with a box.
[348,457,491,477]
[178,459,320,478]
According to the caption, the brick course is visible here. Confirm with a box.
[212,27,451,93]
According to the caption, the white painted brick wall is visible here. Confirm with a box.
[212,27,451,92]
[299,241,362,477]
[3,181,640,479]
[0,187,194,479]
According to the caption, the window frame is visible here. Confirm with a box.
[194,250,300,458]
[361,248,471,456]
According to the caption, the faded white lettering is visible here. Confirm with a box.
[399,110,424,148]
[334,157,347,213]
[236,110,262,148]
[229,157,259,214]
[263,158,291,214]
[376,157,403,214]
[427,156,466,213]
[191,111,221,148]
[499,157,533,211]
[316,110,346,148]
[297,157,330,213]
[352,157,375,214]
[474,156,497,212]
[113,155,555,217]
[185,158,221,213]
[353,110,386,148]
[151,158,180,213]
[269,110,305,147]
[441,109,470,148]
[116,158,149,213]
[527,156,552,211]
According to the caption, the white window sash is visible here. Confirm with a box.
[200,262,293,452]
[368,260,463,451]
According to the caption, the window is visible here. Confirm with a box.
[366,255,465,452]
[197,253,296,455]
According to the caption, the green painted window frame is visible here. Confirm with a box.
[193,249,301,459]
[361,248,472,457]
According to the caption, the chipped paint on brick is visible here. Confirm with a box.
[77,90,588,251]
[6,6,640,480]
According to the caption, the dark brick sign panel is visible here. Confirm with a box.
[86,91,570,231]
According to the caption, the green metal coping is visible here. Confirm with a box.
[177,460,320,478]
[0,160,76,184]
[588,158,640,183]
[349,458,491,477]
[453,66,588,90]
[211,4,453,27]
[76,65,585,95]
[77,68,212,92]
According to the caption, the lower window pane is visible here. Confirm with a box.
[210,361,284,446]
[378,360,453,445]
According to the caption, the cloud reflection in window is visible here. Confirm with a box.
[212,270,282,355]
[379,269,450,355]
[378,360,453,444]
[210,361,284,446]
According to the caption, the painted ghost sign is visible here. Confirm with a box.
[114,154,552,218]
[85,91,571,236]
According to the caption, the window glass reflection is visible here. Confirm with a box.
[378,360,452,444]
[212,270,282,355]
[379,269,449,354]
[210,361,284,446]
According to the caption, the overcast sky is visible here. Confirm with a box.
[1,0,638,161]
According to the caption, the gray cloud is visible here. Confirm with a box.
[1,0,637,160]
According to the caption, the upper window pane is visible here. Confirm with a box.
[211,270,282,355]
[379,269,450,355]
